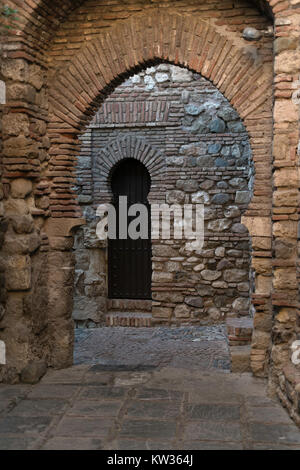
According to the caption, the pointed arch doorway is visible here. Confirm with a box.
[108,159,152,300]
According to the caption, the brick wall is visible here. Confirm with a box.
[0,0,299,427]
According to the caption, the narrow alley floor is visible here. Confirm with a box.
[0,326,299,450]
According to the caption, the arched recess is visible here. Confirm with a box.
[93,134,165,204]
[44,11,274,375]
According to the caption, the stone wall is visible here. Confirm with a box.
[74,65,253,328]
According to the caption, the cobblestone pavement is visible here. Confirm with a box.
[74,325,231,371]
[0,327,299,450]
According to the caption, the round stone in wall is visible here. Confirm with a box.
[242,27,262,41]
[209,118,226,133]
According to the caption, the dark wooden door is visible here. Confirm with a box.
[108,159,152,299]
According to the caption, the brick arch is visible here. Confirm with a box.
[93,134,165,203]
[48,11,273,220]
[6,0,274,58]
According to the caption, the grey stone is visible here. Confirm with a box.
[191,191,209,204]
[78,195,92,204]
[181,180,199,192]
[190,116,210,134]
[181,90,190,104]
[211,193,230,205]
[227,121,245,133]
[200,180,214,190]
[229,177,247,189]
[166,190,185,204]
[217,259,233,271]
[155,72,169,83]
[201,270,222,281]
[185,104,202,116]
[197,286,215,296]
[232,223,248,234]
[243,27,262,41]
[217,181,228,189]
[187,157,197,167]
[170,66,193,82]
[20,360,47,385]
[217,107,239,122]
[197,156,214,167]
[224,206,241,218]
[221,146,231,157]
[224,269,248,282]
[180,142,207,156]
[185,296,204,308]
[235,191,251,204]
[215,157,229,167]
[209,118,226,133]
[208,219,232,232]
[166,156,184,166]
[233,297,250,312]
[208,143,221,154]
[232,144,242,158]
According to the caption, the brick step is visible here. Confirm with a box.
[107,299,152,312]
[226,317,253,346]
[106,311,152,327]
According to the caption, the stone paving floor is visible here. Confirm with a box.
[0,326,299,450]
[74,325,231,371]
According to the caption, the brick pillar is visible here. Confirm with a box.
[269,8,300,397]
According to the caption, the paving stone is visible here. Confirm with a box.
[246,405,293,425]
[8,399,68,417]
[136,388,183,401]
[126,401,180,419]
[79,386,126,400]
[180,440,243,450]
[0,385,31,401]
[252,443,300,450]
[42,437,103,450]
[0,437,37,450]
[26,384,79,400]
[0,416,52,435]
[40,365,90,384]
[120,419,177,439]
[0,399,14,413]
[184,420,242,442]
[249,423,300,445]
[55,417,113,437]
[109,439,174,450]
[67,400,122,417]
[185,404,240,421]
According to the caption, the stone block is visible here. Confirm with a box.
[231,346,251,373]
[242,217,272,237]
[6,255,31,291]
